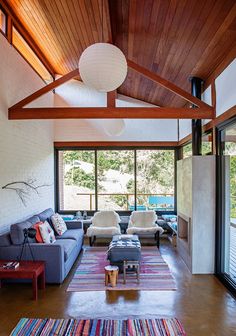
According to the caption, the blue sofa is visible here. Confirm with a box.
[0,208,84,284]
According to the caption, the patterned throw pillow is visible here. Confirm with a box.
[39,221,56,244]
[51,213,67,236]
[33,222,44,243]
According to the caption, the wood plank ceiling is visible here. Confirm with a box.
[6,0,236,107]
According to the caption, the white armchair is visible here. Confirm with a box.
[127,210,164,248]
[87,211,121,246]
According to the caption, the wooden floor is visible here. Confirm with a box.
[1,238,236,335]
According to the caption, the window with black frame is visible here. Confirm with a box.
[12,27,53,82]
[57,148,175,213]
[0,8,6,35]
[182,142,192,158]
[202,131,213,155]
[58,150,96,211]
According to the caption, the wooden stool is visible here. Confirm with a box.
[104,265,119,287]
[123,260,140,284]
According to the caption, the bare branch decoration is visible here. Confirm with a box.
[2,179,52,206]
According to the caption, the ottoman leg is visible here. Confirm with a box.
[123,262,126,284]
[137,264,140,283]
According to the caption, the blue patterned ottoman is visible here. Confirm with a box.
[107,235,141,271]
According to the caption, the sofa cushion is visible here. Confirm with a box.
[87,226,121,237]
[162,215,177,221]
[56,229,83,243]
[0,233,12,247]
[10,221,34,245]
[51,213,67,236]
[33,222,44,243]
[38,208,54,225]
[39,221,56,244]
[27,215,40,225]
[54,239,77,261]
[127,226,164,235]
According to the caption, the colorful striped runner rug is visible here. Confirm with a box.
[11,318,186,335]
[67,247,176,291]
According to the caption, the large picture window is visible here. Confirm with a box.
[57,148,176,213]
[136,150,175,211]
[97,150,135,210]
[58,150,95,211]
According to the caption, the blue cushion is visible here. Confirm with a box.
[27,215,40,225]
[38,208,54,225]
[61,215,75,221]
[54,239,77,261]
[10,221,33,245]
[56,229,83,243]
[162,215,177,220]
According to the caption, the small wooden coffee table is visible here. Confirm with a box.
[104,265,119,287]
[0,260,45,300]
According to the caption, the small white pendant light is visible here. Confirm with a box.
[103,119,125,136]
[79,43,127,92]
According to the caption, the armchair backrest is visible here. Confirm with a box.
[92,211,121,228]
[129,210,157,228]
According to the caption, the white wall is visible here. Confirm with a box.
[216,58,236,117]
[54,80,178,141]
[0,34,54,233]
[179,57,236,140]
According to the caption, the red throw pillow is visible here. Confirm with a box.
[33,222,44,243]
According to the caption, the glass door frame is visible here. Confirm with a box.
[216,117,236,296]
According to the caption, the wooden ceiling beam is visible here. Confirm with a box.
[107,91,117,107]
[54,141,179,148]
[127,59,213,110]
[9,107,214,120]
[9,69,80,110]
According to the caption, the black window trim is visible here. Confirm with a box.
[216,116,236,298]
[54,146,177,217]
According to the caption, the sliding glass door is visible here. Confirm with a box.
[217,120,236,292]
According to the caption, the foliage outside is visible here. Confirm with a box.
[62,150,175,210]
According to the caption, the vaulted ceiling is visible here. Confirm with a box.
[6,0,236,107]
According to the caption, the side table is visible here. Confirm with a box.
[0,260,45,300]
[123,260,140,284]
[104,265,119,287]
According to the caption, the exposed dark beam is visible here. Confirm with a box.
[127,59,213,110]
[54,141,179,148]
[9,69,80,110]
[107,91,117,107]
[9,107,214,120]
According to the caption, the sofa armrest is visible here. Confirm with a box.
[29,243,65,283]
[65,220,83,230]
[0,243,65,283]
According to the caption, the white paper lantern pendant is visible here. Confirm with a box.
[103,120,125,137]
[79,43,128,92]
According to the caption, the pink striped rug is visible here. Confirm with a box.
[67,247,176,292]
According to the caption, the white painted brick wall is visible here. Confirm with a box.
[0,34,54,233]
